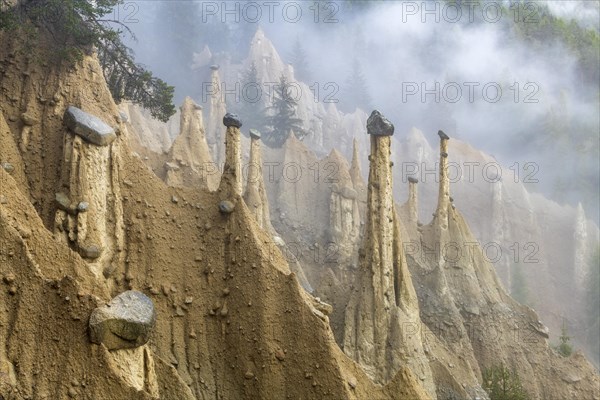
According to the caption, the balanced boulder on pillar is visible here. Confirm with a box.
[343,110,435,396]
[435,130,451,229]
[64,106,116,146]
[218,113,243,197]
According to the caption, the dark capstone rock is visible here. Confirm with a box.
[449,196,454,203]
[441,152,448,158]
[249,129,261,140]
[79,245,101,259]
[89,290,156,350]
[367,110,394,136]
[210,64,220,71]
[408,176,419,184]
[438,130,450,140]
[64,106,116,146]
[223,113,242,128]
[219,200,235,214]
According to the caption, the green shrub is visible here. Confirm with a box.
[483,364,529,400]
[554,319,573,357]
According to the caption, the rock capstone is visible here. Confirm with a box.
[64,106,117,146]
[89,290,156,350]
[249,129,261,140]
[438,130,450,140]
[223,113,242,128]
[367,110,394,136]
[408,176,419,184]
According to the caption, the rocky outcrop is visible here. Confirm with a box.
[1,29,432,400]
[394,128,600,364]
[403,129,600,399]
[89,290,156,350]
[349,138,367,218]
[349,139,366,192]
[243,129,274,233]
[218,113,243,197]
[573,202,589,289]
[119,101,175,154]
[0,112,28,193]
[326,149,361,262]
[433,130,450,231]
[53,106,125,278]
[407,177,420,224]
[206,65,227,166]
[165,97,220,190]
[343,111,435,396]
[243,28,369,157]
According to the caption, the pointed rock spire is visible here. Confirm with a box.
[573,202,588,289]
[407,176,419,224]
[206,65,227,165]
[326,148,361,261]
[55,106,125,277]
[343,111,434,394]
[349,138,367,197]
[243,130,275,233]
[166,97,219,190]
[435,130,451,229]
[218,113,243,197]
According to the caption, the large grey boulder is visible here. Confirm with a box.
[366,110,394,136]
[64,106,117,146]
[89,290,156,350]
[223,113,242,128]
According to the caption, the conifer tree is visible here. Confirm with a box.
[263,75,306,148]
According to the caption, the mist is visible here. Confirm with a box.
[121,0,599,220]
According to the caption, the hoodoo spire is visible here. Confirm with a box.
[218,113,243,196]
[343,110,435,396]
[243,129,274,233]
[207,65,226,165]
[407,176,419,225]
[435,130,450,229]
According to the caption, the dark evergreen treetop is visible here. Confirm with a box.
[0,0,176,122]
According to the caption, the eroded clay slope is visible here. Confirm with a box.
[0,29,429,400]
